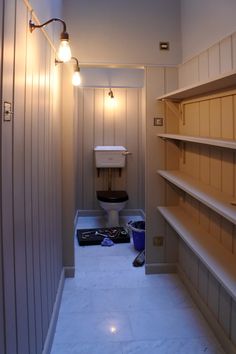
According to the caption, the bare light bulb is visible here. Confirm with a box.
[58,39,72,62]
[72,70,81,86]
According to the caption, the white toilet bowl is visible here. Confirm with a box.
[97,191,129,227]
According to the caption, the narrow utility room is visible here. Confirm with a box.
[1,1,236,354]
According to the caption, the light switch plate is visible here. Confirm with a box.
[4,101,13,121]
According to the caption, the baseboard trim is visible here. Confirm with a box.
[145,262,177,274]
[178,266,236,354]
[42,268,65,354]
[64,266,75,278]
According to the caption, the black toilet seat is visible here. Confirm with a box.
[97,190,129,203]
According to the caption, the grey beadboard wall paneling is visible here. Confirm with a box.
[31,26,43,353]
[145,66,179,268]
[38,32,49,342]
[1,0,17,353]
[178,31,236,88]
[13,1,29,353]
[61,62,75,275]
[76,87,144,211]
[0,0,64,352]
[25,16,37,354]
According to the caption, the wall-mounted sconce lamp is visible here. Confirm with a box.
[108,89,114,99]
[71,57,81,86]
[29,18,72,62]
[55,56,81,86]
[107,88,117,108]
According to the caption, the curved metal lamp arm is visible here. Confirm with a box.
[29,18,68,40]
[55,57,80,69]
[71,56,80,71]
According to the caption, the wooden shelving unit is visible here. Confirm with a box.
[158,206,236,301]
[158,170,236,225]
[155,71,236,328]
[158,133,236,150]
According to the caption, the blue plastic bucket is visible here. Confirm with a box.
[128,220,145,251]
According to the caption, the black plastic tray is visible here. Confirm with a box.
[77,227,130,246]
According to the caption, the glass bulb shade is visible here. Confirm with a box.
[72,71,81,86]
[58,39,72,62]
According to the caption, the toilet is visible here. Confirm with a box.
[94,146,129,227]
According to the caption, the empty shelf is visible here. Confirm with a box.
[158,133,236,150]
[156,70,236,101]
[158,170,236,225]
[158,206,236,301]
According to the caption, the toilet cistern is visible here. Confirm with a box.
[94,145,130,168]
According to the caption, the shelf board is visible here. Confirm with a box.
[157,70,236,101]
[158,170,236,225]
[158,206,236,301]
[158,133,236,150]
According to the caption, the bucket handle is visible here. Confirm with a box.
[127,220,145,233]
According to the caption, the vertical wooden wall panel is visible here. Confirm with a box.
[210,147,222,190]
[45,45,53,318]
[114,89,126,147]
[232,33,236,71]
[77,88,84,208]
[50,58,62,286]
[198,263,208,303]
[13,1,29,353]
[198,51,209,82]
[104,89,115,146]
[199,101,210,136]
[83,89,95,209]
[220,218,233,252]
[24,10,36,353]
[220,37,233,74]
[221,96,234,139]
[221,150,234,197]
[31,33,43,352]
[45,36,54,336]
[209,98,221,138]
[219,287,231,337]
[1,0,17,352]
[231,300,236,346]
[207,273,220,319]
[208,44,220,78]
[94,89,104,146]
[199,146,210,185]
[0,0,4,352]
[38,34,48,341]
[126,89,139,208]
[209,212,221,242]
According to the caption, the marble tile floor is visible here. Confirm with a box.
[51,215,225,354]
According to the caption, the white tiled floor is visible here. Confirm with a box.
[51,216,225,354]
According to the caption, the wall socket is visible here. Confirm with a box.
[153,117,164,126]
[153,236,164,247]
